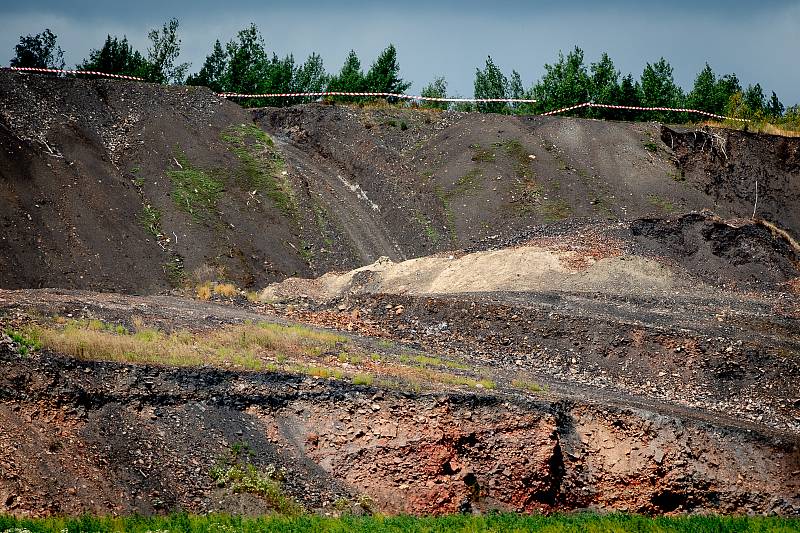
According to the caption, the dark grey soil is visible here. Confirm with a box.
[3,71,799,293]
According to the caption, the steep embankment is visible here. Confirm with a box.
[2,71,799,294]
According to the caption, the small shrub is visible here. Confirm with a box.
[196,283,212,300]
[643,141,659,152]
[4,328,41,356]
[213,282,238,298]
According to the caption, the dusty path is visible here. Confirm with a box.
[277,138,405,265]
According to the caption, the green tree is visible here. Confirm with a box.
[327,50,367,100]
[420,76,449,110]
[589,52,621,118]
[10,28,64,70]
[743,83,766,115]
[640,58,684,121]
[714,73,741,114]
[365,43,411,96]
[617,74,643,120]
[531,47,591,115]
[223,24,270,97]
[78,35,147,77]
[474,56,509,114]
[767,91,784,118]
[260,53,296,106]
[294,52,329,102]
[687,63,717,113]
[143,18,190,84]
[186,40,227,92]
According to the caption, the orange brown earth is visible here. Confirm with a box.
[0,71,799,518]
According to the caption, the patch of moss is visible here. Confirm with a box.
[541,199,571,222]
[168,149,224,221]
[221,123,296,218]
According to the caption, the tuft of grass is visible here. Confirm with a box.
[512,379,548,393]
[210,449,303,516]
[221,123,296,218]
[163,257,185,287]
[541,199,571,221]
[196,282,212,300]
[448,168,483,197]
[399,353,469,370]
[4,328,41,356]
[213,282,238,298]
[647,194,675,212]
[168,149,224,221]
[413,212,441,246]
[139,204,162,238]
[352,373,374,386]
[469,143,495,162]
[643,141,659,152]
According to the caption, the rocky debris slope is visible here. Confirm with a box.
[0,340,797,517]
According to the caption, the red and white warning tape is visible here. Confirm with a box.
[7,66,144,81]
[218,91,536,103]
[5,67,750,122]
[540,102,750,122]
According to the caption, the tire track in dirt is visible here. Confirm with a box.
[277,138,405,265]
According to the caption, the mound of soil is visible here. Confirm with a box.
[2,72,799,294]
[663,126,800,236]
[631,213,800,290]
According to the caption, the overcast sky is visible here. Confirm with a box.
[2,0,799,105]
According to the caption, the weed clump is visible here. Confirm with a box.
[210,445,303,516]
[221,123,296,217]
[168,149,224,221]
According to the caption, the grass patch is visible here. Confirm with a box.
[503,139,533,178]
[32,320,347,370]
[413,212,441,246]
[647,194,675,212]
[139,203,162,238]
[643,141,659,152]
[221,123,296,217]
[469,143,495,162]
[196,282,212,300]
[163,257,185,287]
[668,170,685,182]
[541,199,571,221]
[399,353,469,370]
[213,282,238,298]
[210,445,303,516]
[447,168,483,198]
[351,373,374,386]
[0,513,797,532]
[3,328,41,356]
[168,149,224,222]
[433,185,458,246]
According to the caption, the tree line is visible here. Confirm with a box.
[8,21,798,123]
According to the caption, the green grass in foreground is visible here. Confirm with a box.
[0,513,797,533]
